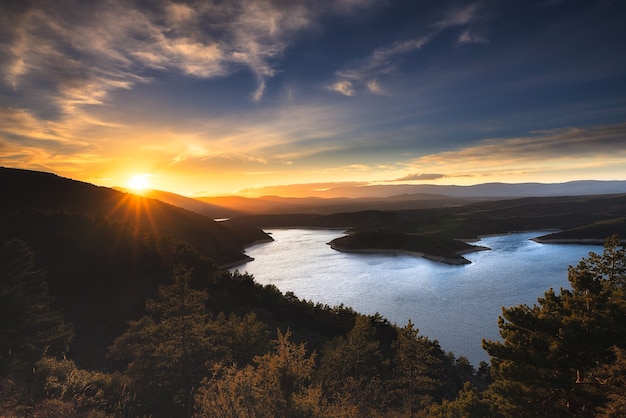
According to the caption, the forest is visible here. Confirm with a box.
[2,236,626,417]
[1,168,626,417]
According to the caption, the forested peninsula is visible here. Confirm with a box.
[328,230,488,265]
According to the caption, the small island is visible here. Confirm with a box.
[328,230,489,265]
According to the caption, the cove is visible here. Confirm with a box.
[233,229,602,365]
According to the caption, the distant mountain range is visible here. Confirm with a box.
[123,180,626,218]
[292,180,626,199]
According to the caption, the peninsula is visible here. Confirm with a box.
[328,231,488,265]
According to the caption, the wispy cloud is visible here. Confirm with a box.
[330,36,431,96]
[328,1,485,96]
[1,0,377,118]
[434,2,482,29]
[327,81,356,96]
[392,173,447,182]
[458,30,488,44]
[405,123,626,178]
[366,80,389,95]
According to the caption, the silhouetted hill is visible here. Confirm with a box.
[1,167,270,266]
[0,167,275,365]
[196,193,477,215]
[117,188,246,219]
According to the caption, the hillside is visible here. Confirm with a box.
[197,193,477,215]
[0,168,271,365]
[118,188,247,219]
[1,168,270,267]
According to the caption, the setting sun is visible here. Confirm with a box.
[127,174,151,192]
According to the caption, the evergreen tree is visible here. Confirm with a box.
[109,264,210,417]
[205,311,270,367]
[317,315,388,414]
[196,329,320,417]
[427,381,500,418]
[390,320,444,415]
[0,239,73,374]
[483,235,626,417]
[109,264,270,417]
[595,346,626,417]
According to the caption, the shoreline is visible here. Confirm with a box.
[219,254,254,270]
[242,237,275,249]
[251,226,350,231]
[460,229,561,243]
[530,237,608,245]
[220,237,275,270]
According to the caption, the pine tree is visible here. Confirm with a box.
[391,320,444,415]
[108,264,270,417]
[109,264,210,417]
[483,235,626,417]
[317,315,388,414]
[196,329,319,417]
[0,239,73,374]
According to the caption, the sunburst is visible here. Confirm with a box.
[127,174,151,193]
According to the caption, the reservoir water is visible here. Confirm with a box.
[233,230,602,365]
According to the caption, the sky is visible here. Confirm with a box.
[1,0,625,197]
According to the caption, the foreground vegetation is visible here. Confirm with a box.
[2,235,626,417]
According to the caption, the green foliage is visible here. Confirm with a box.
[196,329,319,417]
[0,356,129,417]
[317,315,389,415]
[205,311,271,366]
[595,346,626,417]
[329,231,476,263]
[108,265,211,417]
[31,356,130,416]
[427,382,499,418]
[390,320,445,414]
[108,265,271,417]
[0,239,74,374]
[483,235,626,417]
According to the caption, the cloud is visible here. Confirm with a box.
[405,122,626,177]
[435,2,482,29]
[328,1,485,97]
[0,0,378,120]
[392,173,446,181]
[458,30,488,44]
[328,80,356,96]
[328,35,431,96]
[366,80,388,95]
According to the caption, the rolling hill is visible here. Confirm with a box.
[1,167,270,267]
[0,167,271,365]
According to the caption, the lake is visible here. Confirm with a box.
[233,229,602,365]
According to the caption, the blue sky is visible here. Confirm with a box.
[1,0,625,196]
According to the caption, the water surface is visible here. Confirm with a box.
[234,229,601,365]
